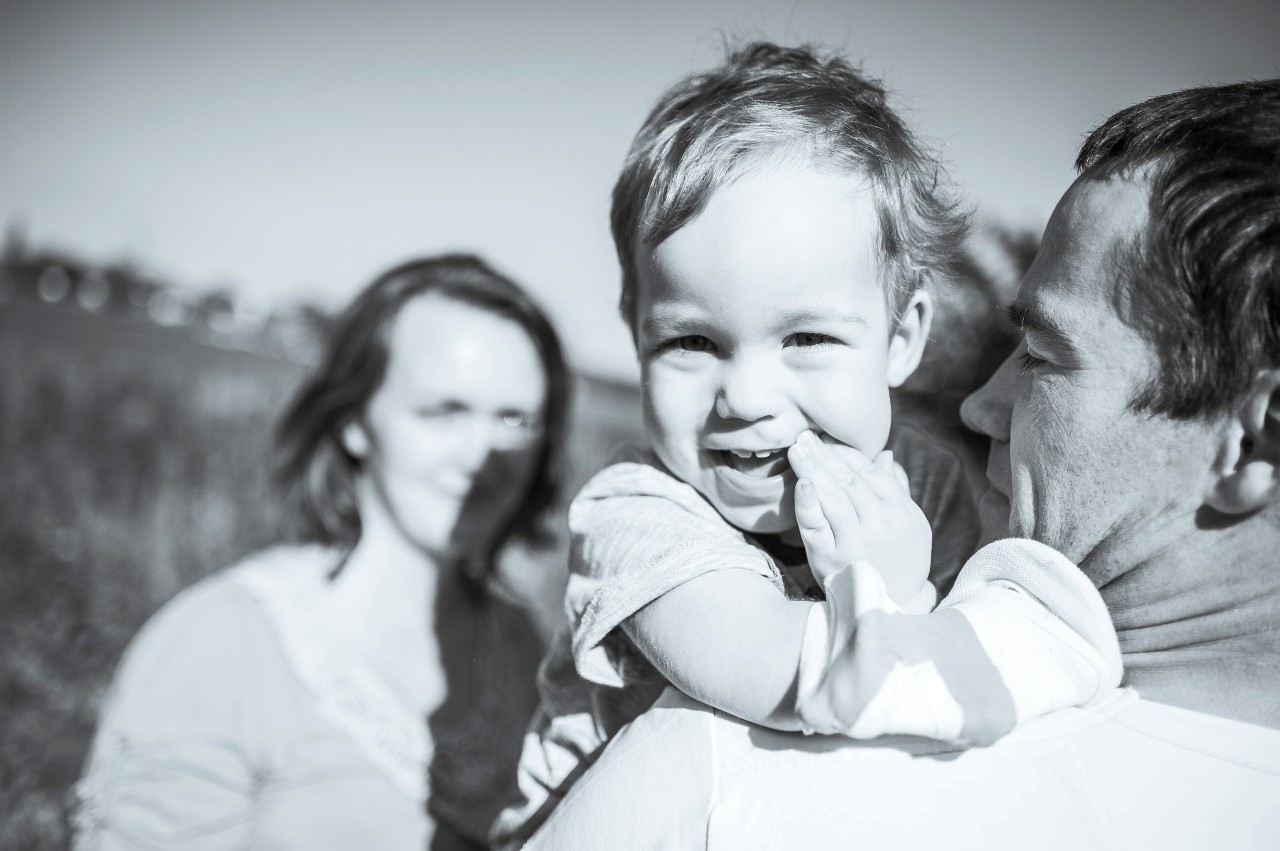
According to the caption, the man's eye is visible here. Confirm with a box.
[676,335,714,353]
[1017,351,1046,374]
[786,332,838,348]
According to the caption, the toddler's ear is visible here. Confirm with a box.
[886,290,933,388]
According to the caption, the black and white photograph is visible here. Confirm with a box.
[2,1,1278,848]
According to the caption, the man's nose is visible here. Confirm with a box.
[714,355,785,422]
[960,348,1018,442]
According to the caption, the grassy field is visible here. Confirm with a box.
[0,302,311,847]
[0,297,644,849]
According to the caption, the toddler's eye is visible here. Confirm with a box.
[676,335,714,353]
[786,332,838,348]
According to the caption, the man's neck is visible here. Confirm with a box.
[1097,513,1280,729]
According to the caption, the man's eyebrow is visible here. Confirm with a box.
[1006,302,1078,355]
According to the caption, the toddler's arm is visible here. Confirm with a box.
[626,436,1121,745]
[622,565,816,729]
[621,433,936,730]
[786,434,1121,743]
[795,537,1123,744]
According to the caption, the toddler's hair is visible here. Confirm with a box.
[611,41,969,328]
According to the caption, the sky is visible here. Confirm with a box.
[2,0,1277,380]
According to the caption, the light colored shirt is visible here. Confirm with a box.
[492,427,1015,849]
[72,545,542,850]
[529,686,1280,850]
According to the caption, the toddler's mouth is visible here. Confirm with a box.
[718,448,790,479]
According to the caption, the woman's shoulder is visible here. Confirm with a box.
[139,545,323,634]
[92,549,322,752]
[114,545,338,695]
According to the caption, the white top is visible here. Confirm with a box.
[72,545,543,850]
[529,686,1280,850]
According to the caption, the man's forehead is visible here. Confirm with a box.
[1011,174,1153,336]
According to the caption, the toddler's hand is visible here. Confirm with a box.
[787,431,931,605]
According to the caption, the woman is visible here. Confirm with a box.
[72,255,570,849]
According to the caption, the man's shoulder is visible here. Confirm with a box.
[539,687,1280,849]
[1106,694,1280,774]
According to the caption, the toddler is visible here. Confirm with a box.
[492,43,1120,850]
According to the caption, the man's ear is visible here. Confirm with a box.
[886,290,933,388]
[1206,370,1280,515]
[340,419,371,460]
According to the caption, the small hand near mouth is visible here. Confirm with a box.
[786,430,932,608]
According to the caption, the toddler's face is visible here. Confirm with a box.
[634,166,927,534]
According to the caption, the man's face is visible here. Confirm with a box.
[960,174,1222,583]
[633,166,927,534]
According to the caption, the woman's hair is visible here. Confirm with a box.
[275,253,570,564]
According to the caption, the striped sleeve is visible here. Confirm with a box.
[796,538,1122,746]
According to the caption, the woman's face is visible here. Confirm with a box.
[344,293,549,561]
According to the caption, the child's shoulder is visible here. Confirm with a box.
[573,447,713,513]
[568,447,750,545]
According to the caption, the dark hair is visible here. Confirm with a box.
[275,254,570,565]
[1076,78,1280,419]
[611,41,969,329]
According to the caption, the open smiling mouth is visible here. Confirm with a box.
[718,448,790,479]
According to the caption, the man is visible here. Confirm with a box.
[525,79,1280,849]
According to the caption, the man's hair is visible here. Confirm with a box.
[275,254,570,568]
[1077,79,1280,419]
[610,42,969,329]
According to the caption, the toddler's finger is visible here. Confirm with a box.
[793,478,835,554]
[805,433,866,489]
[818,435,903,502]
[816,433,874,477]
[788,439,861,540]
[844,450,899,500]
[891,459,911,492]
[805,435,888,517]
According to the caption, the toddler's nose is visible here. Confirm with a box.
[714,357,785,422]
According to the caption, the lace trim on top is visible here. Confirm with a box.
[227,546,430,802]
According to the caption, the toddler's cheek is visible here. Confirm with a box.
[805,403,891,457]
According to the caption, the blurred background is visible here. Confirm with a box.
[2,0,1277,846]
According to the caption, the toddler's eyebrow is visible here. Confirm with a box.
[778,308,870,329]
[642,311,703,338]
